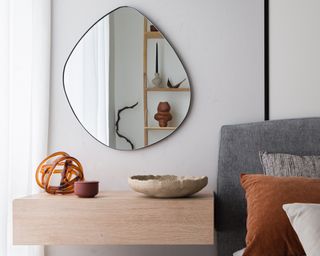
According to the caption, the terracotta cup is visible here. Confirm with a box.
[74,181,99,198]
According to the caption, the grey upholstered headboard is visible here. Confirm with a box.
[216,118,320,256]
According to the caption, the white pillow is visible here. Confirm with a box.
[233,248,245,256]
[283,203,320,256]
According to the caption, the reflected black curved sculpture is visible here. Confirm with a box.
[115,102,138,150]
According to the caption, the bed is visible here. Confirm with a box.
[216,117,320,256]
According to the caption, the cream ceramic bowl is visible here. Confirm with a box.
[128,175,208,198]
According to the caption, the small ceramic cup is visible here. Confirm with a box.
[74,181,99,198]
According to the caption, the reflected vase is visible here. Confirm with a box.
[154,102,172,127]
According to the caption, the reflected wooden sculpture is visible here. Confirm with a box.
[35,151,84,194]
[167,78,186,89]
[154,102,172,127]
[150,25,158,32]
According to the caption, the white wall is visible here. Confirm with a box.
[48,0,264,255]
[270,0,320,119]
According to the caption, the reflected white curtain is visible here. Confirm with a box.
[0,0,51,256]
[64,18,110,144]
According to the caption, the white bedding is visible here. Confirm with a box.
[283,203,320,256]
[233,248,245,256]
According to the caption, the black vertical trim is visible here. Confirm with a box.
[264,0,270,120]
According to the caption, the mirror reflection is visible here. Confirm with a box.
[63,7,191,150]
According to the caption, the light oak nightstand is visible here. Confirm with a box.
[13,191,213,245]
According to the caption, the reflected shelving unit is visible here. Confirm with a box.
[146,87,190,92]
[143,18,190,147]
[145,31,163,39]
[144,127,177,131]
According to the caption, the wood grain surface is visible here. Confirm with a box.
[13,191,213,245]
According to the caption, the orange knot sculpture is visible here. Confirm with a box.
[35,152,84,194]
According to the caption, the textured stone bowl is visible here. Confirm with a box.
[128,175,208,198]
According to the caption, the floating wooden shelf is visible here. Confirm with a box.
[144,126,176,131]
[145,31,163,39]
[13,191,213,245]
[146,87,190,92]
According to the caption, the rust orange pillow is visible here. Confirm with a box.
[241,174,320,256]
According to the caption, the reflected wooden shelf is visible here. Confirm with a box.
[146,87,190,92]
[145,31,163,39]
[13,191,214,245]
[144,126,176,131]
[143,17,185,146]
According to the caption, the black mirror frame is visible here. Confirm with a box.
[62,6,192,151]
[264,0,269,120]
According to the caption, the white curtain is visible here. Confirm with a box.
[0,0,51,256]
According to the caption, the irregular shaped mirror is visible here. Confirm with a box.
[63,7,191,150]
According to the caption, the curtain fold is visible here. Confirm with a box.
[0,0,51,256]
